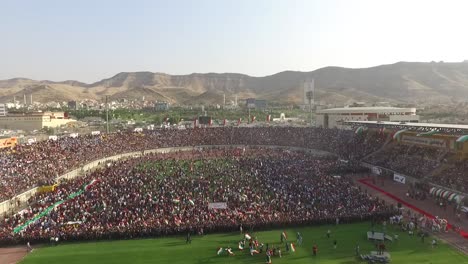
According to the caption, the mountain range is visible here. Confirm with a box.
[1,61,468,105]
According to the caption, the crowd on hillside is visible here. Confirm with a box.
[364,144,443,179]
[0,148,395,245]
[0,127,385,203]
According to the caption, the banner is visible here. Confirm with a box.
[69,133,79,138]
[64,221,83,225]
[208,202,227,209]
[48,135,58,141]
[401,135,446,148]
[91,131,101,135]
[371,166,382,175]
[0,137,17,149]
[393,173,406,184]
[13,179,99,234]
[27,138,37,145]
[37,184,57,194]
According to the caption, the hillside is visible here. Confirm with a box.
[1,61,468,105]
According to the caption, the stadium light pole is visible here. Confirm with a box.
[305,79,315,127]
[306,91,313,127]
[106,96,109,134]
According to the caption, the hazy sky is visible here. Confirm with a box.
[1,0,468,83]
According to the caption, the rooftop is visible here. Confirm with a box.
[344,121,468,133]
[317,106,415,114]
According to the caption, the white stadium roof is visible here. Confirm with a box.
[317,106,415,114]
[344,121,468,133]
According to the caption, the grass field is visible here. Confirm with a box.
[20,222,468,264]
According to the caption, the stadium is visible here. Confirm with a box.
[0,125,468,264]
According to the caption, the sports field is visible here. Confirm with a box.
[20,222,468,264]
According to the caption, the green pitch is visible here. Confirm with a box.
[20,222,467,264]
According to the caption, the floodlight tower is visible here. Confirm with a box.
[305,79,315,126]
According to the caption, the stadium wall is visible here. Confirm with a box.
[361,161,467,202]
[360,161,418,183]
[0,145,333,217]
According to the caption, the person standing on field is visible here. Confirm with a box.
[186,232,192,244]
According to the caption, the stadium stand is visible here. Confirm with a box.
[1,125,468,245]
[0,147,394,244]
[0,127,384,203]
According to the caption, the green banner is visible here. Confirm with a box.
[13,180,96,234]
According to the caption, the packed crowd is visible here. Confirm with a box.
[431,161,468,192]
[0,148,395,244]
[0,127,385,202]
[364,144,443,179]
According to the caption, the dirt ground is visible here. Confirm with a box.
[0,246,27,264]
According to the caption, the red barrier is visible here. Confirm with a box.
[358,178,468,239]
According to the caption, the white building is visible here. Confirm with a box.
[0,112,75,131]
[155,101,170,111]
[316,106,419,129]
[0,104,6,117]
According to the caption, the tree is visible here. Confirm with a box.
[43,126,55,135]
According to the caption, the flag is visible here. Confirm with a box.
[217,248,224,255]
[290,243,296,252]
[251,116,256,122]
[267,115,271,122]
[417,130,439,137]
[354,126,365,134]
[244,233,251,240]
[369,204,376,212]
[13,179,98,234]
[64,221,83,225]
[282,231,288,240]
[393,129,407,141]
[209,118,213,126]
[85,179,100,190]
[173,199,180,204]
[238,118,242,125]
[250,248,259,255]
[188,199,195,206]
[223,119,226,126]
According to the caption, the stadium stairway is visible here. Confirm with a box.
[427,163,453,180]
[425,150,459,181]
[437,149,450,162]
[360,133,393,162]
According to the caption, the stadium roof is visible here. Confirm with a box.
[317,106,415,114]
[344,121,468,134]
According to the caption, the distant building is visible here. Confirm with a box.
[0,112,75,131]
[246,98,256,109]
[155,101,170,111]
[316,106,419,129]
[255,99,267,109]
[68,101,78,110]
[0,104,6,117]
[246,98,267,109]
